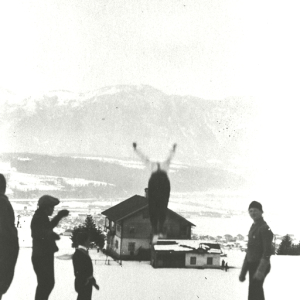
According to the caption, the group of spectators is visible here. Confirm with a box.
[0,174,98,300]
[0,172,273,300]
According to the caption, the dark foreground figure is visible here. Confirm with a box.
[31,195,69,300]
[133,143,176,242]
[0,174,19,300]
[239,201,273,300]
[72,231,99,300]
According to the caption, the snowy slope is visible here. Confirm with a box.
[5,237,299,300]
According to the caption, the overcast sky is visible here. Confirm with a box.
[0,0,299,100]
[1,0,300,230]
[1,1,300,206]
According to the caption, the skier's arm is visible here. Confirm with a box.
[133,143,151,166]
[163,144,177,167]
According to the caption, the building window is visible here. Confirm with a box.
[115,240,119,249]
[180,225,187,235]
[207,257,213,265]
[116,224,121,233]
[129,226,135,234]
[190,257,196,265]
[128,242,135,252]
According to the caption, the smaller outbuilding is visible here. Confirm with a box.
[151,240,221,269]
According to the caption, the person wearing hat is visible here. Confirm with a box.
[72,231,99,300]
[31,195,69,300]
[0,174,19,300]
[239,201,273,300]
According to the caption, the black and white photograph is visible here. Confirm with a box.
[0,1,299,299]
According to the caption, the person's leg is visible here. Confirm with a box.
[0,244,19,297]
[148,195,158,234]
[248,262,256,300]
[77,284,93,300]
[157,198,168,236]
[157,175,170,236]
[248,262,269,300]
[148,171,170,240]
[249,279,264,300]
[148,175,159,235]
[32,255,55,300]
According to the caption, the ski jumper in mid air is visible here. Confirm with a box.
[133,143,177,242]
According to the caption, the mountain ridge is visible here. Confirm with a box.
[0,85,258,168]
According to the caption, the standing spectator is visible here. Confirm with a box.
[31,195,69,300]
[72,231,99,300]
[0,174,19,300]
[221,259,225,270]
[225,262,229,272]
[239,201,273,300]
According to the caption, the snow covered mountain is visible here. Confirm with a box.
[0,85,258,167]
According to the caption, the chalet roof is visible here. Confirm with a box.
[101,195,148,221]
[101,194,195,226]
[154,240,221,254]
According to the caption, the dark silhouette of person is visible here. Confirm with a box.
[221,259,225,270]
[72,231,99,300]
[31,195,69,300]
[133,142,176,243]
[225,262,229,272]
[239,201,273,300]
[0,174,19,300]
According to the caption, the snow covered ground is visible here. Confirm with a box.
[4,237,299,300]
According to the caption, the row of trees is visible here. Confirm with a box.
[277,235,300,255]
[71,215,106,249]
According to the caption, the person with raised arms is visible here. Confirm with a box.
[133,142,176,244]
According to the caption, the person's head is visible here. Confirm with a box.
[38,195,60,216]
[248,201,263,221]
[77,231,90,248]
[0,173,6,194]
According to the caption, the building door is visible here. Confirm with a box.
[170,253,185,268]
[207,257,213,265]
[128,242,135,256]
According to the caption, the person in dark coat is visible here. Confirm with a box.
[133,143,177,243]
[221,259,225,270]
[72,231,99,300]
[225,262,229,272]
[239,201,273,300]
[0,174,19,300]
[31,195,69,300]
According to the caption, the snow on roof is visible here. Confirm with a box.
[154,240,221,254]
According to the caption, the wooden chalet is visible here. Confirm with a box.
[101,194,195,260]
